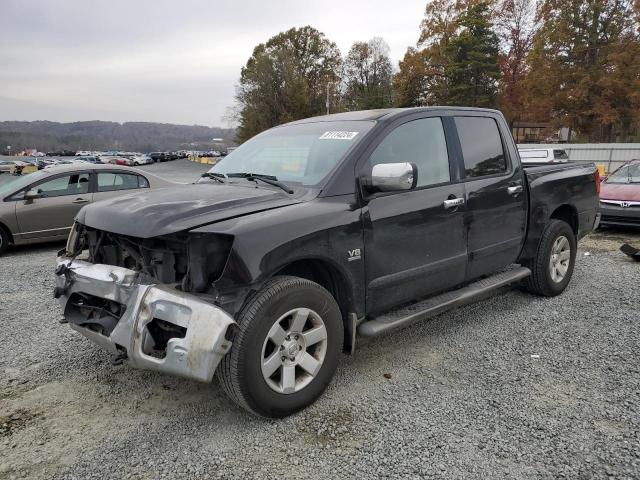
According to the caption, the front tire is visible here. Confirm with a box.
[0,226,9,255]
[523,219,577,297]
[217,276,343,418]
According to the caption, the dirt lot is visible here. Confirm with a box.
[1,161,639,479]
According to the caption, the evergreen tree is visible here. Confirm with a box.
[444,2,501,107]
[394,1,500,108]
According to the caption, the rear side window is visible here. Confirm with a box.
[97,172,145,192]
[455,117,507,178]
[553,150,569,160]
[368,117,450,187]
[138,176,149,188]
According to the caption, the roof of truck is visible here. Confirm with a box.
[284,107,503,125]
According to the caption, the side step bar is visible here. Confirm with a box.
[358,267,531,337]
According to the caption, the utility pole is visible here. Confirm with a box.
[326,82,330,115]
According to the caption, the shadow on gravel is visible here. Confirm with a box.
[2,240,65,258]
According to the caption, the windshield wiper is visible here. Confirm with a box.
[226,173,294,194]
[200,172,226,183]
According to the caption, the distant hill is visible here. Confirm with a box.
[0,121,236,153]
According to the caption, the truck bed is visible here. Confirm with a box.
[519,161,599,260]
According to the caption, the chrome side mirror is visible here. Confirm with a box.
[368,162,417,192]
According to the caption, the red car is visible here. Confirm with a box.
[104,156,133,166]
[599,159,640,227]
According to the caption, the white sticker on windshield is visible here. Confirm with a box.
[319,131,359,140]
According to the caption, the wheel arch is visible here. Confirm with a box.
[273,257,356,352]
[550,204,579,235]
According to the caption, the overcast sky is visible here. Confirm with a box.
[0,0,427,127]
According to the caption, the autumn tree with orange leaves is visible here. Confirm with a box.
[494,0,539,126]
[233,2,640,142]
[393,0,640,141]
[526,0,640,141]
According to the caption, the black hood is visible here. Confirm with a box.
[77,183,303,238]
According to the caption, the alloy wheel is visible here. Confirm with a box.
[261,308,328,394]
[549,235,571,283]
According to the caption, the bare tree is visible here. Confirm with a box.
[343,37,394,110]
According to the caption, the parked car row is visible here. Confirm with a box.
[100,154,153,166]
[148,151,188,162]
[12,149,230,163]
[2,154,156,172]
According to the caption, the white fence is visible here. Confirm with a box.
[518,143,640,173]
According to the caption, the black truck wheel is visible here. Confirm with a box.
[217,276,343,418]
[523,219,577,297]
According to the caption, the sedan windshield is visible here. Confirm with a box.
[607,163,640,183]
[208,121,374,186]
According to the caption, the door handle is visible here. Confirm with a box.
[507,185,524,196]
[72,198,89,204]
[443,197,465,209]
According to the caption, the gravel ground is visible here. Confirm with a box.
[1,163,640,478]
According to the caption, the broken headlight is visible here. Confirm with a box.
[65,222,85,257]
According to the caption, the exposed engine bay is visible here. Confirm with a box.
[67,222,233,293]
[56,222,237,382]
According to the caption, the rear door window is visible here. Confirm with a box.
[455,117,508,178]
[97,172,146,192]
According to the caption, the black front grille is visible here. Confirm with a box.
[601,215,640,225]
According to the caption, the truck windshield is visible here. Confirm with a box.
[607,164,640,184]
[208,121,374,186]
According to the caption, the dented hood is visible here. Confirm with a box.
[76,183,303,238]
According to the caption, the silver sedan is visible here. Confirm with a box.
[0,164,175,255]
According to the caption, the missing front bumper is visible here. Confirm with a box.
[55,258,235,382]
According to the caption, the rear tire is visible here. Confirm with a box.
[522,219,576,296]
[217,276,343,418]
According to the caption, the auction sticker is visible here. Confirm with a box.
[319,131,359,140]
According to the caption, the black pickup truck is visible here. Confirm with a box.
[55,108,600,417]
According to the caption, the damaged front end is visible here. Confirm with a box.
[55,223,235,382]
